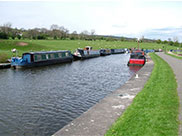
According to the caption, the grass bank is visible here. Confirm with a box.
[105,53,179,136]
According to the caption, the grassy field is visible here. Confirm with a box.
[0,39,178,62]
[105,53,179,136]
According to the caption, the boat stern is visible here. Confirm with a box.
[11,57,26,68]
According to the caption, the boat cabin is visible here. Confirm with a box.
[11,50,73,68]
[21,51,72,63]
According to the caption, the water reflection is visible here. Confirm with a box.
[129,66,142,73]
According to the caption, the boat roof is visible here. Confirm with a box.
[23,50,70,55]
[131,52,144,56]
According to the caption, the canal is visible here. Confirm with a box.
[0,54,140,136]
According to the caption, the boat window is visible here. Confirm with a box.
[62,52,66,57]
[34,55,38,61]
[50,54,54,59]
[48,54,51,59]
[139,55,145,59]
[41,54,46,60]
[34,55,41,61]
[54,53,59,58]
[46,54,49,59]
[58,53,62,58]
[66,52,69,57]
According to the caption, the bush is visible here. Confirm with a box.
[17,35,21,40]
[0,32,9,39]
[37,35,47,40]
[0,53,9,63]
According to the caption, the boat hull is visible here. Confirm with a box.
[73,54,100,60]
[11,57,73,68]
[128,59,145,66]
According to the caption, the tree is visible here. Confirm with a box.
[90,29,95,35]
[156,39,162,44]
[120,37,125,41]
[169,41,174,46]
[79,30,89,40]
[1,22,12,34]
[162,40,168,44]
[90,29,96,40]
[50,24,59,31]
[70,31,78,40]
[174,41,179,47]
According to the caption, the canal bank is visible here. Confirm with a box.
[52,56,154,136]
[0,63,11,69]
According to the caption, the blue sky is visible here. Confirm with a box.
[0,0,182,41]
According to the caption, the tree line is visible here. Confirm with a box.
[0,23,100,40]
[0,23,181,47]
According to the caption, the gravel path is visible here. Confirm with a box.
[156,52,182,136]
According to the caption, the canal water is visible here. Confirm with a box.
[0,54,140,136]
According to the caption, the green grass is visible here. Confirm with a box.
[166,53,182,60]
[105,53,179,136]
[0,39,178,62]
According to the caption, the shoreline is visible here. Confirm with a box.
[52,55,154,136]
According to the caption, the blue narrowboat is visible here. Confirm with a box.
[11,50,73,68]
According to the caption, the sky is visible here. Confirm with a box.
[0,0,182,41]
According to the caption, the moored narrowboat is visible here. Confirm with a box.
[73,46,100,60]
[100,49,111,56]
[11,50,73,68]
[128,50,146,66]
[111,49,125,54]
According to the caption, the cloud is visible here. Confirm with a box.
[143,27,182,41]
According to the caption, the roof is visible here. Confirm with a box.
[23,50,70,55]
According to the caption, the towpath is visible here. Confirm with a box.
[52,56,154,136]
[157,52,182,136]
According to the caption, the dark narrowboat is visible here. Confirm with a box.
[11,50,73,68]
[111,49,125,54]
[128,50,146,66]
[73,46,100,60]
[100,49,111,56]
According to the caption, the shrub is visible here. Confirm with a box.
[0,53,9,63]
[0,32,9,39]
[37,35,47,40]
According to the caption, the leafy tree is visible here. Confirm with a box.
[174,41,179,47]
[120,37,125,41]
[169,41,174,46]
[162,40,168,44]
[156,39,162,44]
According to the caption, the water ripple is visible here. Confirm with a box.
[0,54,140,136]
